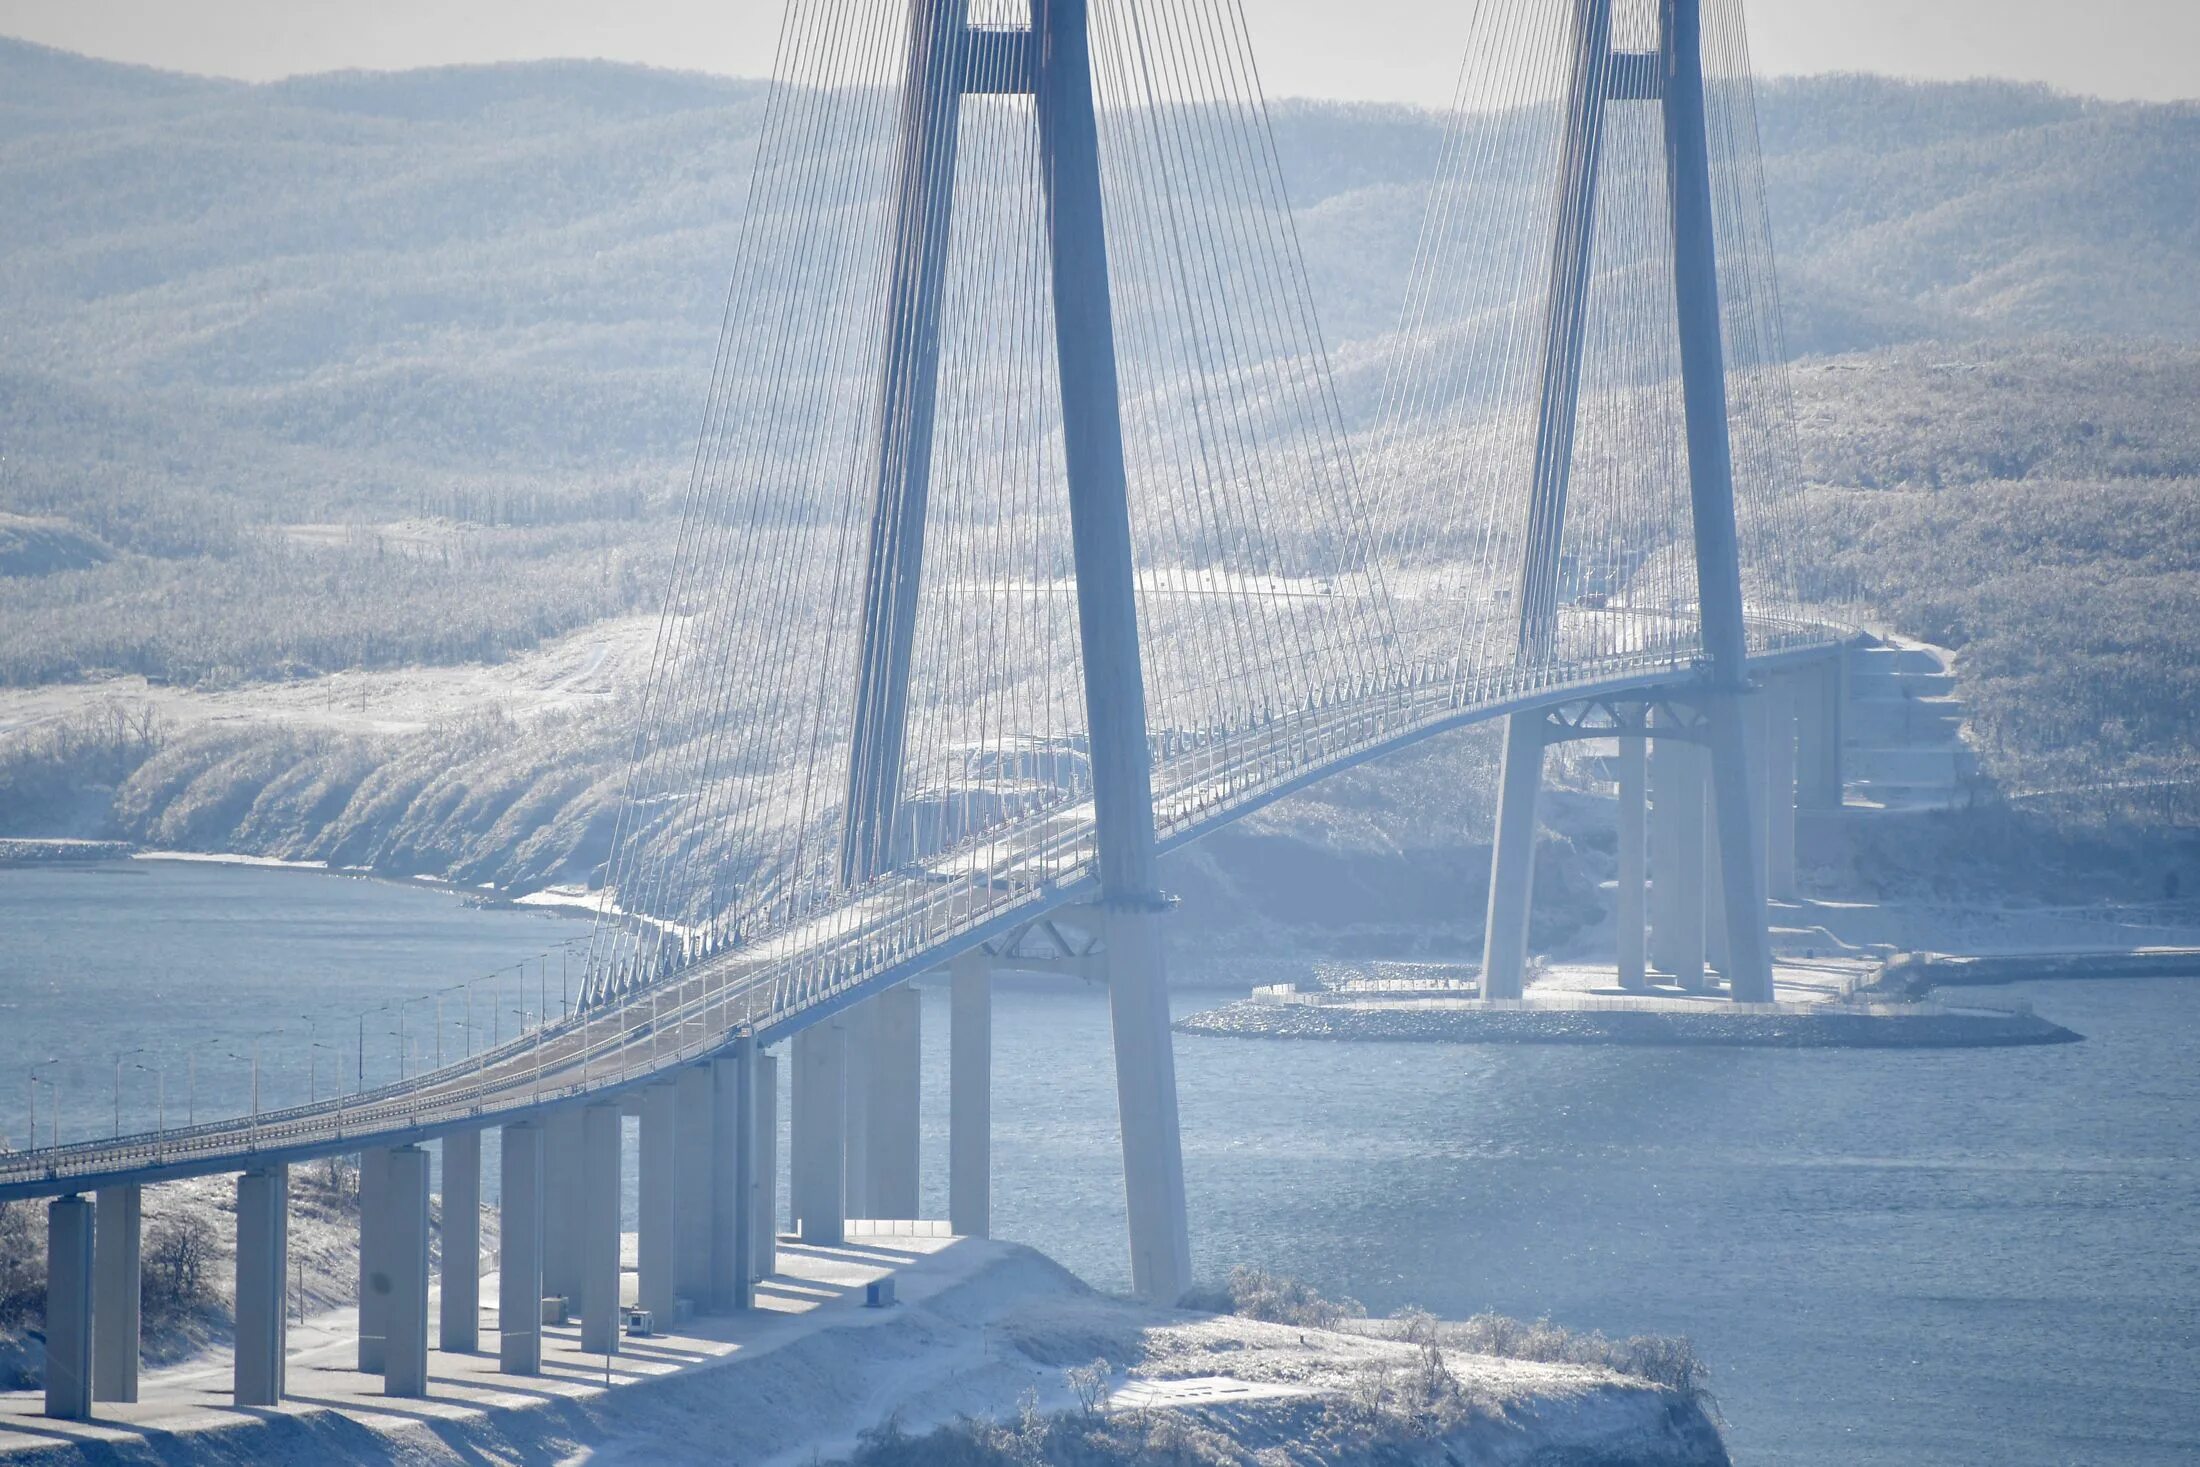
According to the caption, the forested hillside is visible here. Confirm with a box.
[1,38,2195,889]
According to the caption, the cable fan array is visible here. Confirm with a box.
[1360,0,1814,686]
[584,0,1397,1004]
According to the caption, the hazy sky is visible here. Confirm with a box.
[2,0,2194,106]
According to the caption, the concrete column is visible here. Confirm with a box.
[841,1000,873,1220]
[43,1196,93,1420]
[866,984,922,1220]
[1706,773,1730,979]
[752,1051,779,1281]
[791,1021,846,1246]
[92,1183,140,1403]
[233,1166,288,1408]
[675,1065,715,1310]
[498,1122,544,1375]
[1654,733,1707,990]
[383,1144,431,1398]
[542,1106,586,1310]
[1479,712,1547,1001]
[1104,904,1193,1304]
[637,1083,679,1323]
[712,1046,753,1311]
[1765,674,1798,899]
[1647,723,1683,979]
[357,1145,392,1373]
[439,1129,481,1354]
[1616,735,1647,990]
[1795,656,1844,810]
[579,1102,623,1356]
[949,951,992,1238]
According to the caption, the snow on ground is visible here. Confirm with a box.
[0,1231,1719,1466]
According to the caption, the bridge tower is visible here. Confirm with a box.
[837,0,1191,1301]
[1480,0,1775,1003]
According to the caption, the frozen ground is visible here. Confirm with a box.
[0,1229,1723,1467]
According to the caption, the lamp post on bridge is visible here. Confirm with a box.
[222,1044,260,1123]
[111,1046,148,1139]
[27,1059,60,1154]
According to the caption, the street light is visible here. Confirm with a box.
[131,1060,165,1153]
[307,1040,337,1104]
[113,1047,148,1139]
[27,1059,61,1153]
[223,1043,261,1121]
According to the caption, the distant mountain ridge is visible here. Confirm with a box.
[0,37,2194,528]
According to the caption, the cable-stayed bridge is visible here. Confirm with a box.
[6,0,1852,1425]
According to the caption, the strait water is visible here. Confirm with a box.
[3,860,2197,1465]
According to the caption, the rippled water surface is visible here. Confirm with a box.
[5,861,2197,1464]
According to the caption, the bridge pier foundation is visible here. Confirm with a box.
[675,1064,715,1311]
[1616,734,1648,990]
[950,951,991,1238]
[382,1144,431,1398]
[638,1083,679,1324]
[542,1106,585,1311]
[357,1145,393,1373]
[866,985,922,1220]
[791,1021,847,1247]
[1707,772,1731,979]
[1480,713,1548,1002]
[233,1167,288,1408]
[580,1102,623,1356]
[1105,906,1192,1303]
[92,1183,140,1403]
[1794,656,1845,811]
[439,1129,481,1354]
[840,1000,873,1220]
[498,1121,544,1374]
[753,1050,779,1282]
[42,1195,93,1420]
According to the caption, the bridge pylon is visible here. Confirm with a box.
[1480,0,1775,1003]
[839,0,1190,1301]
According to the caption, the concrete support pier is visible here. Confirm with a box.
[92,1183,140,1403]
[1103,905,1193,1303]
[712,1046,754,1311]
[357,1145,392,1373]
[752,1050,779,1281]
[637,1083,679,1324]
[1765,675,1798,899]
[840,1001,873,1220]
[42,1196,93,1420]
[1650,729,1707,988]
[1480,712,1548,1001]
[791,1021,847,1247]
[382,1144,431,1398]
[1794,656,1844,810]
[498,1121,544,1375]
[1616,735,1648,990]
[675,1064,715,1310]
[579,1102,623,1356]
[950,951,991,1238]
[542,1106,585,1311]
[233,1166,288,1408]
[866,984,922,1220]
[439,1128,480,1354]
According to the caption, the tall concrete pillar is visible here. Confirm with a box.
[43,1196,93,1420]
[1616,735,1647,990]
[1765,674,1798,899]
[498,1122,544,1375]
[1794,656,1844,810]
[1647,725,1682,978]
[579,1102,623,1356]
[542,1106,585,1308]
[637,1083,679,1323]
[752,1051,779,1281]
[675,1065,715,1309]
[1653,733,1707,989]
[1104,904,1193,1303]
[949,951,991,1238]
[357,1145,393,1373]
[791,1021,846,1246]
[840,1001,873,1220]
[439,1129,481,1354]
[92,1183,140,1403]
[1706,774,1730,979]
[1479,713,1548,1002]
[233,1166,288,1407]
[866,984,922,1220]
[712,1046,753,1311]
[383,1144,431,1398]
